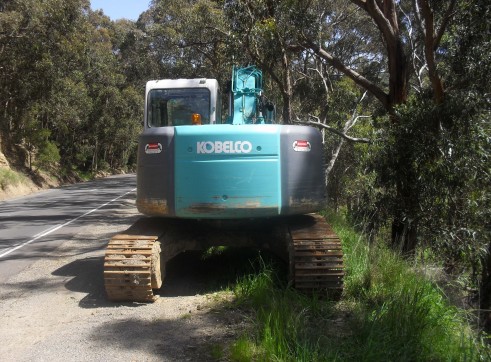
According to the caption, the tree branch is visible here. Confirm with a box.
[306,41,389,109]
[356,0,397,44]
[350,0,367,10]
[295,115,371,144]
[434,0,457,50]
[418,0,445,103]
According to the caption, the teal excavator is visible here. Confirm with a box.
[103,66,344,302]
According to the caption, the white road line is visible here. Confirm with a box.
[0,188,136,259]
[33,224,63,239]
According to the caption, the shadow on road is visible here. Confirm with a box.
[52,247,286,309]
[52,256,112,308]
[88,311,241,361]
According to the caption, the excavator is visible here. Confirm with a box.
[103,66,344,302]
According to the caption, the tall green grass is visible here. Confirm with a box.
[350,249,481,360]
[226,211,490,361]
[231,258,333,361]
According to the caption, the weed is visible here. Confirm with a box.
[230,336,261,362]
[179,312,192,320]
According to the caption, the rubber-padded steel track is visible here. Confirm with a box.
[289,214,344,293]
[104,234,160,302]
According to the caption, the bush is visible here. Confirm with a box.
[35,141,61,170]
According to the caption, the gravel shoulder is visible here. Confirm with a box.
[0,196,247,361]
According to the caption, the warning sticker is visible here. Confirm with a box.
[292,140,311,152]
[145,143,162,154]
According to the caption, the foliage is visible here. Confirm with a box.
[35,140,61,171]
[353,260,482,360]
[232,262,330,361]
[146,0,230,82]
[0,0,143,177]
[227,213,489,361]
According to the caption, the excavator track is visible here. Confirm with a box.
[288,214,344,294]
[104,234,161,302]
[103,214,343,303]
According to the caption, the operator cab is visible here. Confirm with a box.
[146,78,222,127]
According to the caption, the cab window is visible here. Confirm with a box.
[147,88,210,127]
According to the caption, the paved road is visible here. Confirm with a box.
[0,173,241,362]
[0,174,137,280]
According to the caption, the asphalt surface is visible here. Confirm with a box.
[0,174,244,361]
[0,174,137,281]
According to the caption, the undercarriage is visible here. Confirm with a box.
[104,214,343,302]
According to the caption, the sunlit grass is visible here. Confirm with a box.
[225,211,490,361]
[230,336,261,362]
[351,248,482,360]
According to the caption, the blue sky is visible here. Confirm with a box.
[90,1,151,21]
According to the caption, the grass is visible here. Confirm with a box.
[350,248,479,360]
[208,343,225,360]
[223,211,490,361]
[229,257,339,361]
[230,337,261,362]
[0,168,30,191]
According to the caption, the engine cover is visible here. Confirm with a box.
[137,124,325,219]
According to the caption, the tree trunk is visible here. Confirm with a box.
[391,157,419,255]
[281,93,292,125]
[388,38,409,106]
[280,43,292,124]
[391,216,418,256]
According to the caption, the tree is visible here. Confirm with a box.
[0,0,144,177]
[224,0,319,123]
[295,0,458,253]
[443,0,491,332]
[146,0,230,82]
[0,0,92,169]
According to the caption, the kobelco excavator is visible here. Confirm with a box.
[103,66,344,302]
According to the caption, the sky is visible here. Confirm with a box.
[90,1,151,21]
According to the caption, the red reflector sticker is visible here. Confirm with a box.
[145,142,162,154]
[292,140,311,152]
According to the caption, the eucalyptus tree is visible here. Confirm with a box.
[287,0,458,254]
[146,0,230,83]
[113,17,161,90]
[82,9,144,173]
[0,0,144,175]
[0,0,94,171]
[300,2,490,325]
[441,0,491,332]
[224,0,319,124]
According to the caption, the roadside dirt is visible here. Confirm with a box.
[0,167,60,201]
[0,176,42,201]
[0,195,252,361]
